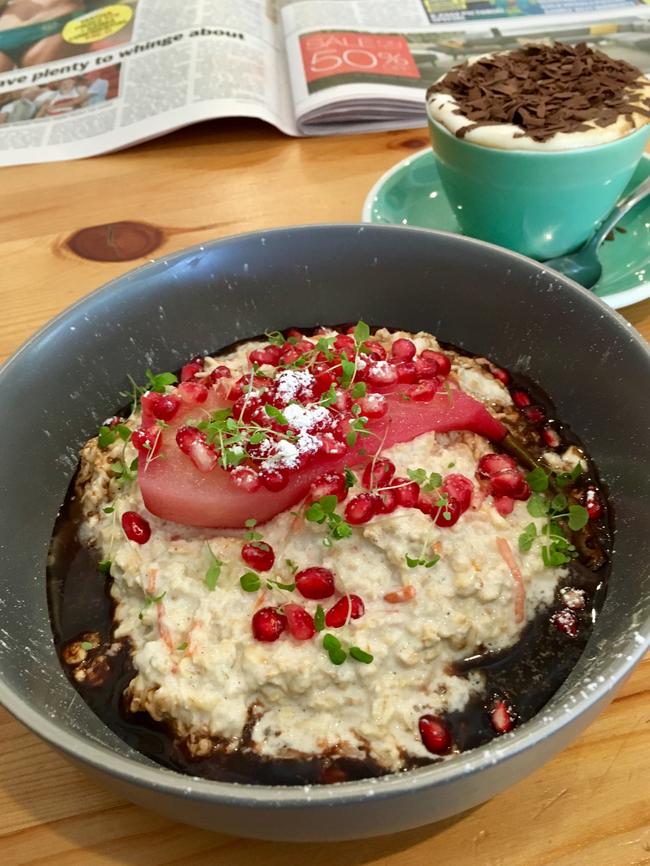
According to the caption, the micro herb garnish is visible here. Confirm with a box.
[555,463,583,488]
[323,633,347,665]
[98,423,131,449]
[314,335,336,359]
[305,494,353,545]
[244,518,263,542]
[264,404,288,426]
[405,553,441,569]
[103,506,114,514]
[204,545,223,591]
[351,381,367,399]
[145,368,178,394]
[349,646,374,664]
[240,571,261,592]
[522,492,589,565]
[98,559,112,575]
[265,330,286,347]
[340,353,356,390]
[344,468,358,489]
[176,642,188,652]
[353,320,370,347]
[407,468,443,492]
[319,383,337,408]
[80,641,94,651]
[314,604,325,632]
[285,558,298,575]
[138,590,166,620]
[525,466,550,493]
[346,415,369,447]
[111,457,138,485]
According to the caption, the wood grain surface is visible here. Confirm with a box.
[1,120,649,866]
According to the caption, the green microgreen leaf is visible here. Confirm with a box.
[265,330,286,346]
[264,404,288,426]
[240,572,261,592]
[98,559,112,575]
[349,646,373,664]
[351,382,367,398]
[268,579,296,592]
[344,468,358,489]
[204,545,223,591]
[407,468,427,486]
[422,472,443,493]
[527,493,549,518]
[285,559,298,575]
[319,383,337,408]
[305,495,352,544]
[176,642,188,652]
[518,522,537,552]
[323,633,347,665]
[145,368,178,393]
[340,353,355,389]
[353,321,370,346]
[314,336,336,358]
[103,506,114,514]
[551,493,568,513]
[314,605,325,632]
[568,504,589,532]
[555,463,583,488]
[98,425,117,449]
[80,641,94,651]
[526,466,550,493]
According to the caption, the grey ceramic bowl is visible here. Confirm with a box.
[0,225,648,842]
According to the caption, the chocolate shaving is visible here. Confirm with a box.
[427,42,650,143]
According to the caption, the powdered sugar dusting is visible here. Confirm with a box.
[274,370,315,406]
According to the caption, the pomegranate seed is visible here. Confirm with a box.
[414,356,438,380]
[364,340,387,361]
[176,427,218,473]
[232,394,262,423]
[393,477,420,507]
[391,338,416,361]
[252,607,286,642]
[279,345,303,366]
[175,425,202,455]
[242,542,275,572]
[541,426,561,448]
[512,389,531,408]
[418,715,452,755]
[358,393,387,419]
[490,698,515,734]
[584,486,602,521]
[131,426,160,459]
[325,594,365,628]
[180,360,202,382]
[367,361,398,387]
[260,469,289,491]
[362,458,395,490]
[493,496,515,516]
[422,350,451,377]
[307,472,347,504]
[550,609,578,637]
[284,604,315,640]
[522,405,546,425]
[250,345,282,366]
[491,366,510,385]
[230,466,260,492]
[345,493,380,525]
[295,567,336,600]
[208,365,231,384]
[431,496,462,527]
[334,388,352,412]
[377,488,398,514]
[320,433,347,456]
[560,586,586,610]
[476,452,517,479]
[178,381,208,404]
[442,474,473,512]
[287,327,303,338]
[313,370,336,396]
[334,334,355,353]
[142,392,181,422]
[406,380,437,402]
[395,361,418,383]
[490,471,530,501]
[122,511,151,544]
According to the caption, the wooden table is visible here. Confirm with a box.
[1,120,649,866]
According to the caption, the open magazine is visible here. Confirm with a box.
[0,0,648,165]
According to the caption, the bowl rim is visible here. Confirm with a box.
[1,222,649,807]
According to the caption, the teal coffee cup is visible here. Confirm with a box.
[427,114,650,261]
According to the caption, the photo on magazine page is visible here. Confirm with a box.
[420,0,648,24]
[0,60,119,124]
[299,15,650,95]
[0,0,138,73]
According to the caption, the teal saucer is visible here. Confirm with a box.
[362,149,650,310]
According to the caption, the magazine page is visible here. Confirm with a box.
[0,0,297,166]
[281,0,650,134]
